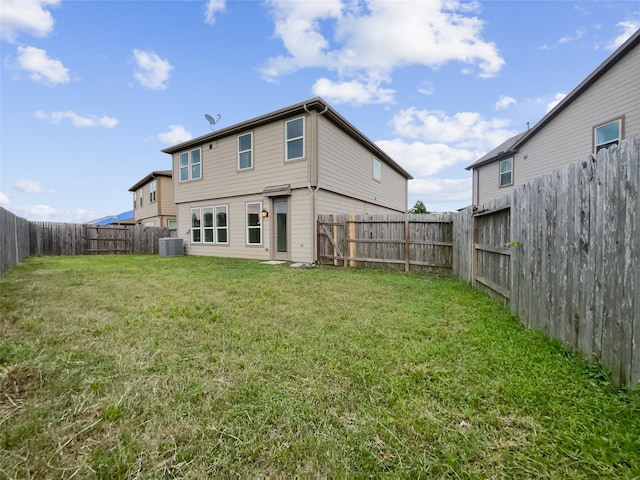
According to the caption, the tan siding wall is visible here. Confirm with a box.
[173,115,312,205]
[316,190,406,215]
[158,176,176,217]
[176,188,314,263]
[317,117,407,211]
[477,47,640,204]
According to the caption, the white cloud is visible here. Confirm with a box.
[8,204,103,222]
[558,28,586,45]
[546,93,566,113]
[132,49,173,90]
[312,77,394,105]
[606,21,640,50]
[417,81,435,96]
[0,0,59,42]
[495,95,516,111]
[205,0,226,25]
[376,139,476,177]
[15,46,70,85]
[261,0,504,104]
[409,177,472,207]
[158,125,193,145]
[14,178,56,194]
[390,107,516,152]
[35,110,118,128]
[0,192,10,206]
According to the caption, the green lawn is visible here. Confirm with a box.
[1,255,639,479]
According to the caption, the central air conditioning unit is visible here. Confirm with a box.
[159,237,184,257]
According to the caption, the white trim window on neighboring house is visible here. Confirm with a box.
[139,188,143,207]
[373,157,381,182]
[238,132,253,170]
[285,117,304,161]
[168,220,177,229]
[180,148,202,181]
[594,118,622,153]
[149,179,157,203]
[246,202,262,245]
[144,221,155,227]
[499,158,513,187]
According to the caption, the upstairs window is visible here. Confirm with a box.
[594,119,622,153]
[238,132,253,170]
[139,189,143,207]
[179,148,202,181]
[132,192,137,210]
[149,179,157,203]
[373,157,381,182]
[499,158,513,187]
[285,117,304,161]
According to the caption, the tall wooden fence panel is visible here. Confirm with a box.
[28,223,173,256]
[0,207,30,274]
[317,213,454,274]
[508,136,639,386]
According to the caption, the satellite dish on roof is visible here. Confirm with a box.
[205,113,221,130]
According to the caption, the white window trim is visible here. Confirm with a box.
[149,179,157,203]
[285,117,305,161]
[179,148,202,182]
[190,207,202,243]
[215,205,229,244]
[202,206,214,244]
[499,157,513,187]
[238,132,254,171]
[139,189,143,207]
[246,201,263,245]
[373,157,381,182]
[594,118,622,153]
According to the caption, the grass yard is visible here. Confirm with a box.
[1,255,639,479]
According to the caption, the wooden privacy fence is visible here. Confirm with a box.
[317,213,453,274]
[29,222,173,256]
[455,135,639,386]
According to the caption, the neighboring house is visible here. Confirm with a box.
[89,210,135,226]
[128,170,177,228]
[161,97,412,263]
[467,29,640,205]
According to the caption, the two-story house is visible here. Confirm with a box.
[467,28,640,205]
[161,97,412,263]
[128,170,177,228]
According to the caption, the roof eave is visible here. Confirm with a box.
[512,28,640,151]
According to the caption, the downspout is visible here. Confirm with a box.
[305,103,328,262]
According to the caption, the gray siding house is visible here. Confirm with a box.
[467,29,640,205]
[162,98,412,263]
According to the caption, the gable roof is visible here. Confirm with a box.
[128,170,172,192]
[466,28,640,171]
[161,97,413,179]
[465,131,527,170]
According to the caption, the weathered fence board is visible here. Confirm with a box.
[317,213,454,274]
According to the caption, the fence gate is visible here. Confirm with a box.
[84,225,130,254]
[472,198,512,303]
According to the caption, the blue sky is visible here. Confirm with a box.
[1,0,639,221]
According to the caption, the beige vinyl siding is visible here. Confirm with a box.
[317,116,407,211]
[178,195,270,260]
[177,188,314,263]
[174,118,310,205]
[284,189,314,263]
[316,190,406,215]
[133,181,157,223]
[476,46,640,205]
[157,176,176,217]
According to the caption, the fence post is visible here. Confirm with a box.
[404,218,410,273]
